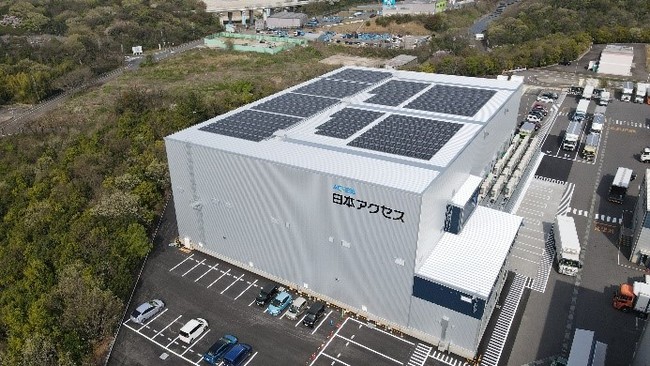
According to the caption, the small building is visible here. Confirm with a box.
[384,54,418,70]
[631,169,650,267]
[597,44,634,76]
[265,11,307,29]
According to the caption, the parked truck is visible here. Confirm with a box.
[573,99,590,122]
[608,167,634,204]
[562,121,583,151]
[554,215,582,276]
[621,81,634,102]
[598,90,610,106]
[590,112,605,134]
[581,133,600,161]
[613,275,650,316]
[581,85,594,100]
[634,82,649,103]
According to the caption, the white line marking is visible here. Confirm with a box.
[169,254,194,271]
[235,279,257,300]
[312,310,333,334]
[154,315,182,339]
[336,334,404,364]
[296,314,307,327]
[166,336,179,348]
[138,308,168,331]
[243,351,258,366]
[248,300,256,307]
[347,317,415,345]
[194,263,219,282]
[511,254,539,264]
[309,317,349,366]
[207,269,230,288]
[221,273,245,294]
[122,323,202,365]
[183,259,205,277]
[181,329,210,355]
[322,353,351,366]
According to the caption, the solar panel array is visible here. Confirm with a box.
[405,85,496,116]
[252,93,339,118]
[295,79,370,99]
[365,80,429,106]
[328,69,392,84]
[348,115,462,160]
[315,108,384,139]
[199,110,301,142]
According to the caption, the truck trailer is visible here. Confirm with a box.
[613,275,650,316]
[634,82,649,103]
[590,112,605,134]
[573,99,590,122]
[622,81,634,102]
[581,133,600,161]
[562,121,583,151]
[608,167,634,204]
[581,85,594,100]
[598,90,610,106]
[554,215,582,276]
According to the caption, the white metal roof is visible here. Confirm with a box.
[567,328,595,366]
[613,167,634,189]
[450,175,482,206]
[646,169,650,212]
[166,66,521,193]
[416,206,522,298]
[598,45,633,76]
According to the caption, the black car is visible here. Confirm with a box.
[528,110,545,118]
[255,283,279,306]
[303,301,325,327]
[531,106,548,116]
[559,60,572,66]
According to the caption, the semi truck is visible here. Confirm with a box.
[608,167,634,204]
[581,85,594,100]
[613,275,650,316]
[573,99,590,122]
[634,82,649,103]
[590,112,604,133]
[562,121,583,151]
[621,81,634,102]
[554,215,582,276]
[581,133,600,161]
[598,90,610,106]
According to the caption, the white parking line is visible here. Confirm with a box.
[181,329,210,355]
[166,336,180,348]
[207,269,230,288]
[347,317,415,345]
[309,317,349,366]
[154,315,182,339]
[138,308,168,331]
[296,314,307,327]
[336,334,403,364]
[243,351,258,366]
[221,273,245,294]
[122,323,200,365]
[312,310,333,334]
[195,263,219,282]
[322,353,351,366]
[169,254,194,271]
[183,259,205,277]
[248,299,256,307]
[234,279,257,300]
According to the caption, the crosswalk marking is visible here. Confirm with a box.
[407,343,432,366]
[614,119,650,129]
[429,349,469,366]
[534,176,567,185]
[566,208,622,223]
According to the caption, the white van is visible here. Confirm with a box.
[286,297,308,320]
[179,318,208,344]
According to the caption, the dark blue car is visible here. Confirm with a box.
[222,343,253,366]
[203,335,238,365]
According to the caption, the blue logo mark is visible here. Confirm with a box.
[333,184,356,195]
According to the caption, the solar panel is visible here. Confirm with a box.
[405,85,496,116]
[348,115,462,160]
[295,79,370,99]
[199,110,302,142]
[365,80,429,106]
[315,108,384,139]
[327,69,392,84]
[252,93,339,118]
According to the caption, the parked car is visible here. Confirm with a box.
[222,343,253,366]
[286,296,308,320]
[255,283,279,306]
[528,110,545,119]
[130,299,165,324]
[641,147,650,163]
[536,95,554,103]
[303,301,326,327]
[559,60,572,66]
[531,104,548,115]
[526,114,542,123]
[179,318,208,344]
[267,291,293,316]
[203,335,238,365]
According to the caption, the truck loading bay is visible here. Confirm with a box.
[108,85,650,366]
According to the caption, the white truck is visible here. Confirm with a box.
[622,81,634,102]
[554,215,582,276]
[582,85,594,100]
[635,82,649,103]
[581,133,600,161]
[590,110,605,133]
[641,147,650,163]
[562,121,583,151]
[573,99,590,122]
[613,275,650,315]
[598,90,611,106]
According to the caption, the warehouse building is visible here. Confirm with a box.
[165,67,523,358]
[631,169,650,267]
[598,44,634,76]
[265,11,307,29]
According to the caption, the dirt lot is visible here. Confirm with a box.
[323,19,431,36]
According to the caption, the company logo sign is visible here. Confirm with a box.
[332,193,405,223]
[333,184,356,196]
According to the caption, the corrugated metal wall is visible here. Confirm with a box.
[166,138,422,325]
[632,174,650,263]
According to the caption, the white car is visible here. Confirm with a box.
[536,95,554,103]
[179,318,208,344]
[641,147,650,163]
[526,114,542,123]
[130,299,165,324]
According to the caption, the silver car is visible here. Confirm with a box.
[130,299,165,324]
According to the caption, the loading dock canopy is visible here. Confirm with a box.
[416,206,522,299]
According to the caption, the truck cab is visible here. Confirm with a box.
[608,167,634,204]
[641,147,650,163]
[613,275,650,315]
